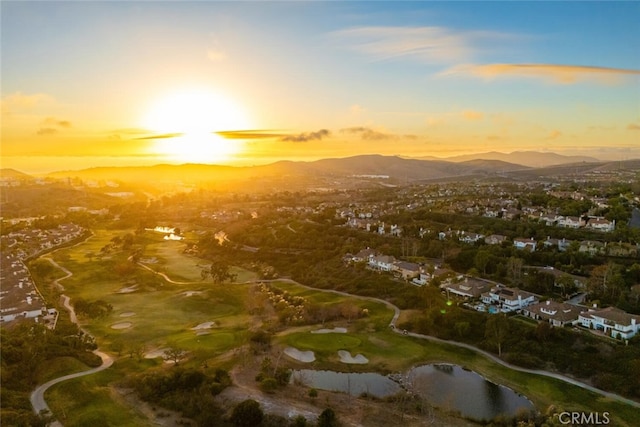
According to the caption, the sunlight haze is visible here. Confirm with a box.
[1,1,639,173]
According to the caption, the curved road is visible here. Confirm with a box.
[30,256,115,424]
[254,278,640,410]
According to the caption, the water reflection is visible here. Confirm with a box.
[291,364,535,421]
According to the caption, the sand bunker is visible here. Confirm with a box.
[120,312,136,317]
[111,322,132,330]
[182,291,203,297]
[144,348,170,359]
[312,327,347,334]
[196,331,211,336]
[117,285,138,294]
[191,321,215,330]
[284,347,316,363]
[338,350,369,364]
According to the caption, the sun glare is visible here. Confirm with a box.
[142,88,250,163]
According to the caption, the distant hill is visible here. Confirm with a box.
[439,151,600,168]
[0,168,34,180]
[43,155,527,187]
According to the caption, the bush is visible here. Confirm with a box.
[230,399,263,427]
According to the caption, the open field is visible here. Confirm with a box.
[36,232,640,426]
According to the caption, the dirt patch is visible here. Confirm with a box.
[144,347,170,359]
[120,312,136,317]
[113,387,193,427]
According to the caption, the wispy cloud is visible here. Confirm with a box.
[281,129,331,142]
[341,126,392,140]
[331,26,504,64]
[36,117,72,136]
[462,110,484,121]
[443,63,640,84]
[628,123,640,131]
[1,92,55,115]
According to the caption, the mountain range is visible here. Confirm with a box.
[414,151,600,168]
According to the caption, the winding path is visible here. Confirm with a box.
[30,256,115,424]
[254,278,640,409]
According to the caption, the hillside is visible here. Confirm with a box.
[440,151,600,168]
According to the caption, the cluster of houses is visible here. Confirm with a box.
[443,275,640,340]
[0,223,86,327]
[345,247,640,340]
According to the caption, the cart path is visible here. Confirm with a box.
[30,255,114,424]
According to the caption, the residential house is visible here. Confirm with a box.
[351,248,377,263]
[539,213,564,226]
[369,254,396,272]
[579,306,640,339]
[459,231,485,244]
[513,237,537,251]
[559,216,584,228]
[579,240,605,255]
[442,277,492,300]
[542,237,572,252]
[586,218,615,232]
[485,234,508,245]
[524,300,585,327]
[482,286,539,312]
[503,208,522,220]
[394,261,421,280]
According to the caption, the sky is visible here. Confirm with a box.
[1,1,639,173]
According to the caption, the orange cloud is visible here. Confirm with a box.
[547,130,562,140]
[462,110,484,121]
[628,123,640,131]
[443,63,640,84]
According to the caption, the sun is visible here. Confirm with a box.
[141,88,250,163]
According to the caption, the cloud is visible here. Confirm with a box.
[330,26,503,64]
[340,127,392,140]
[443,63,640,85]
[43,117,72,128]
[36,128,58,136]
[462,110,484,121]
[627,123,640,131]
[1,92,54,114]
[546,130,562,140]
[350,104,364,115]
[206,36,227,62]
[36,117,72,136]
[281,129,331,142]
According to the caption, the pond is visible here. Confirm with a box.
[291,364,534,421]
[408,364,534,421]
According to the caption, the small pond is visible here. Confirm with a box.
[291,363,534,421]
[408,364,534,421]
[291,370,400,397]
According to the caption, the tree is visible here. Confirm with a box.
[163,347,187,365]
[317,408,339,427]
[230,399,263,427]
[201,261,237,283]
[485,314,509,357]
[474,250,490,275]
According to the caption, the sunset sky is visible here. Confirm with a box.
[2,1,639,173]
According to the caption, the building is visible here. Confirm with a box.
[524,300,585,327]
[442,277,492,300]
[482,286,539,312]
[578,307,640,339]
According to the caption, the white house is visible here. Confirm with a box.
[485,234,508,245]
[369,255,396,272]
[524,300,585,327]
[442,277,492,300]
[513,237,537,251]
[482,286,539,312]
[559,216,584,228]
[586,218,615,232]
[579,307,640,339]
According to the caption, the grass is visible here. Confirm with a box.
[39,230,640,427]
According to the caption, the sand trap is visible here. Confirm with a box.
[312,327,347,334]
[120,312,136,317]
[117,285,138,294]
[338,350,368,364]
[144,348,170,359]
[182,291,202,297]
[111,322,132,330]
[196,331,211,336]
[191,321,215,330]
[284,347,315,363]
